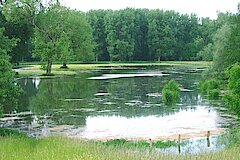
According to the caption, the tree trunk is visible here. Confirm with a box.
[46,59,52,75]
[158,56,161,62]
[95,56,98,62]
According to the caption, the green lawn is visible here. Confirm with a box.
[15,61,211,76]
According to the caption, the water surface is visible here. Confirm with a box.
[0,65,238,152]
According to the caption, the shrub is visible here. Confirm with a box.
[162,80,180,105]
[199,79,221,98]
[228,63,240,95]
[224,63,240,115]
[209,89,220,99]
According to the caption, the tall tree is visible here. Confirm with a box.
[3,1,94,74]
[0,27,21,116]
[32,3,73,74]
[148,10,176,61]
[132,9,149,61]
[105,8,135,61]
[65,10,95,63]
[0,3,33,63]
[87,10,110,61]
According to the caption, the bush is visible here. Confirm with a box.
[209,89,220,99]
[224,63,240,115]
[199,79,221,98]
[162,80,180,105]
[228,63,240,95]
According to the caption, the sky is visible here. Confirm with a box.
[61,0,239,19]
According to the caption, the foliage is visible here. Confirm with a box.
[32,3,73,74]
[197,43,213,61]
[87,9,218,62]
[228,63,240,95]
[0,28,21,116]
[199,79,221,99]
[211,12,240,73]
[218,128,240,148]
[105,8,135,61]
[102,139,177,149]
[162,80,180,105]
[2,1,94,74]
[212,24,232,72]
[0,10,33,63]
[65,10,95,62]
[0,128,27,137]
[224,63,240,115]
[2,2,219,64]
[87,9,110,61]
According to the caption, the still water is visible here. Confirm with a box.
[0,65,239,152]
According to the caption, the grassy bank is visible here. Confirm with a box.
[15,61,211,76]
[0,135,240,160]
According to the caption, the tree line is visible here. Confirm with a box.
[0,1,220,68]
[87,9,218,62]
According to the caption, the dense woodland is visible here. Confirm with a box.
[87,9,219,62]
[0,0,240,115]
[1,0,220,65]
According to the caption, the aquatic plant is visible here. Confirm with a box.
[162,80,180,105]
[102,139,177,149]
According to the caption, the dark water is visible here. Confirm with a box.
[0,65,239,153]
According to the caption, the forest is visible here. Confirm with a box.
[1,1,220,64]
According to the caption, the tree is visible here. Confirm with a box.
[225,63,240,115]
[197,43,214,61]
[132,9,149,61]
[212,23,233,72]
[32,3,73,74]
[210,11,240,73]
[87,10,110,61]
[65,10,95,63]
[0,27,21,116]
[105,8,135,61]
[3,1,94,74]
[0,2,33,63]
[147,10,177,61]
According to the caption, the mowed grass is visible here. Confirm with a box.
[0,136,240,160]
[16,61,211,76]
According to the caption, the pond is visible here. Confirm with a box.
[0,65,239,153]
